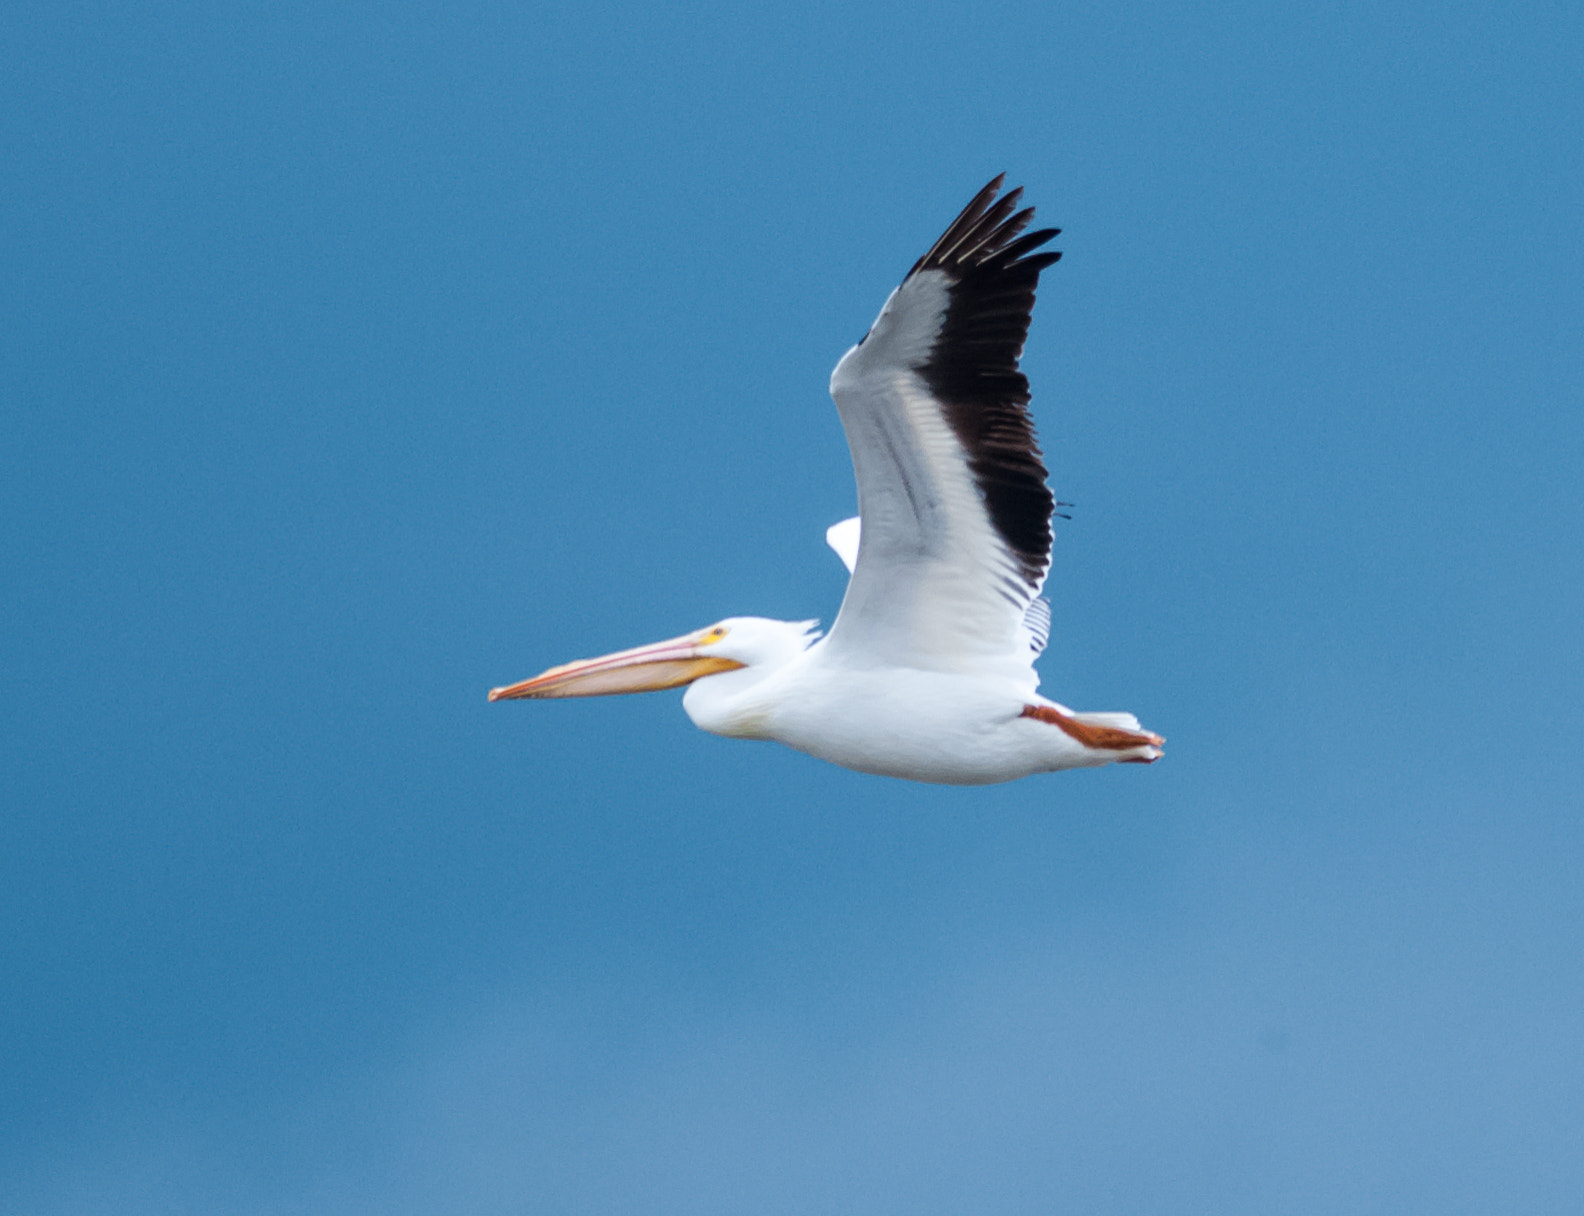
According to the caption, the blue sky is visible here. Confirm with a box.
[4,1,1581,1211]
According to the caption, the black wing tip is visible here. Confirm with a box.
[910,177,1062,281]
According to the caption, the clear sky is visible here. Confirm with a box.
[4,1,1581,1211]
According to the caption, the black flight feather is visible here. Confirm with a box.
[907,175,1060,591]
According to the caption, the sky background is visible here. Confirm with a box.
[4,1,1582,1211]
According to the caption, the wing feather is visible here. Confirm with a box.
[824,177,1062,673]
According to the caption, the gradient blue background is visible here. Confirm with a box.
[5,2,1581,1211]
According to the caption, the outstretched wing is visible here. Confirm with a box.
[823,176,1061,675]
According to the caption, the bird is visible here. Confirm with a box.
[489,175,1162,785]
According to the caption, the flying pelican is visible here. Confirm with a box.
[490,176,1162,784]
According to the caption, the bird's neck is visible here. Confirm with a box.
[681,662,785,740]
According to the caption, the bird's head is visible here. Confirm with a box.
[487,617,819,702]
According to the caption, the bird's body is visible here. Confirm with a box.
[679,624,1148,784]
[490,177,1162,784]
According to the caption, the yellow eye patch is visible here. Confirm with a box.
[698,626,729,645]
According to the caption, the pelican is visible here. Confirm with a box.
[490,176,1162,784]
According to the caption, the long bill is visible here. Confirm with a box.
[488,629,744,701]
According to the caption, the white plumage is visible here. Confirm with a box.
[490,177,1162,784]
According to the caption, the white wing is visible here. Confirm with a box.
[827,514,1050,654]
[822,176,1061,675]
[825,516,861,574]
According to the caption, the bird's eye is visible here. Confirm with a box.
[700,626,729,644]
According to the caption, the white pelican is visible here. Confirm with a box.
[490,176,1162,784]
